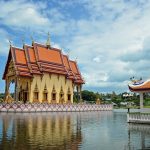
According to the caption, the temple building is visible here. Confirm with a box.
[128,79,150,110]
[2,36,84,103]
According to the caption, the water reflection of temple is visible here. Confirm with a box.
[125,124,150,149]
[0,113,82,149]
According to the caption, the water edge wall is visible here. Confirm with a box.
[0,103,113,112]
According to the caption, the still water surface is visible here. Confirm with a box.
[0,111,150,150]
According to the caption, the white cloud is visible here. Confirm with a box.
[64,0,150,92]
[0,0,71,36]
[0,0,49,27]
[93,56,102,63]
[0,29,10,55]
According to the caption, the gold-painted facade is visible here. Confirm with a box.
[4,59,82,103]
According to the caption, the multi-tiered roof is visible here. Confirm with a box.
[3,41,84,84]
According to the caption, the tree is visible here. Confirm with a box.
[82,90,97,102]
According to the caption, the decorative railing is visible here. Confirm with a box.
[127,113,150,124]
[0,103,113,112]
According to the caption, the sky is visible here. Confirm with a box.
[0,0,150,93]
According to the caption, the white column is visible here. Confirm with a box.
[140,93,144,109]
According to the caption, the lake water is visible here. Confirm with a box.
[0,110,150,150]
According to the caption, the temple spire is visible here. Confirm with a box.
[46,32,51,48]
[75,57,78,62]
[21,36,25,46]
[30,35,34,45]
[9,39,12,47]
[8,37,12,47]
[67,49,70,56]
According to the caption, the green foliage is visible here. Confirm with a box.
[0,90,149,107]
[0,93,5,99]
[73,93,78,103]
[0,93,4,103]
[82,90,97,102]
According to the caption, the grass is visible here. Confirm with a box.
[114,106,140,109]
[144,105,150,108]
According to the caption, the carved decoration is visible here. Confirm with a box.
[52,85,56,93]
[5,92,14,103]
[67,87,71,94]
[43,84,48,93]
[34,83,39,92]
[6,59,15,78]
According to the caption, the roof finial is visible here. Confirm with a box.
[67,49,70,56]
[46,32,51,48]
[75,57,78,62]
[21,36,25,46]
[8,36,12,47]
[30,35,34,45]
[9,39,12,47]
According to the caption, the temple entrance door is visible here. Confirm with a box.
[23,92,28,103]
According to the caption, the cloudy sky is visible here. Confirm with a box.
[0,0,150,93]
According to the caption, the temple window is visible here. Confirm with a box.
[34,92,39,101]
[34,83,39,102]
[67,94,71,101]
[60,94,63,98]
[43,84,48,102]
[67,87,71,102]
[59,86,64,103]
[52,93,56,100]
[43,92,48,101]
[23,82,29,103]
[51,85,56,101]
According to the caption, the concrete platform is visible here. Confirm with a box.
[127,112,150,124]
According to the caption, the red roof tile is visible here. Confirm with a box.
[36,45,62,64]
[69,60,84,84]
[69,61,78,74]
[63,55,70,70]
[28,47,36,62]
[3,41,84,85]
[15,49,27,64]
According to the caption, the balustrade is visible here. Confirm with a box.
[127,113,150,124]
[0,103,113,112]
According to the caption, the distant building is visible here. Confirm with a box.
[2,36,84,103]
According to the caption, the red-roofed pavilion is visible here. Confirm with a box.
[128,79,150,111]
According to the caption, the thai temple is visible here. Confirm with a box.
[128,78,150,110]
[2,35,84,104]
